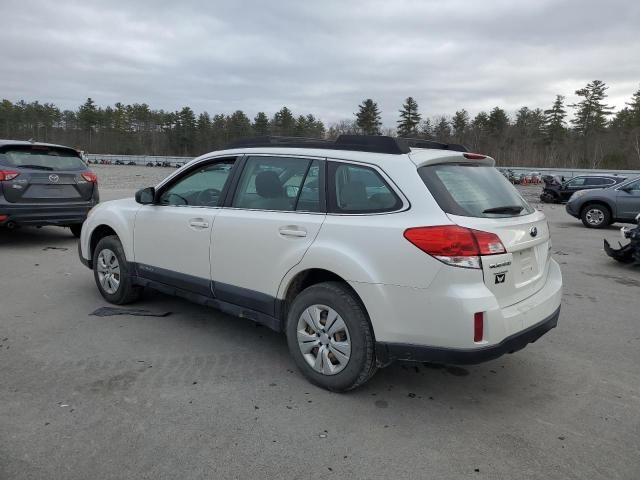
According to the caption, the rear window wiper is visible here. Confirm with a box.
[19,164,54,171]
[483,205,524,214]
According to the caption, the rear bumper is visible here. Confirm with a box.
[0,202,96,226]
[376,306,559,365]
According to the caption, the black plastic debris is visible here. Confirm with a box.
[90,307,172,317]
[42,246,68,251]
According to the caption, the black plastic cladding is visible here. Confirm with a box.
[224,135,468,155]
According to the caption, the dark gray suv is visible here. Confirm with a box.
[566,176,640,228]
[0,140,99,237]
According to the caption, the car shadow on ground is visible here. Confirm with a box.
[87,287,543,412]
[0,226,77,249]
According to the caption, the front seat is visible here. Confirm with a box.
[253,171,291,210]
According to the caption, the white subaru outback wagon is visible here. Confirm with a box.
[79,135,562,391]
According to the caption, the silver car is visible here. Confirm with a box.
[566,176,640,228]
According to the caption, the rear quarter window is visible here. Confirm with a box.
[419,163,534,218]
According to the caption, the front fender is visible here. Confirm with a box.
[80,199,140,262]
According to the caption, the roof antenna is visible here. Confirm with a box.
[28,138,35,143]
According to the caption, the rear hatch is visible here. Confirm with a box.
[0,145,95,203]
[419,161,551,308]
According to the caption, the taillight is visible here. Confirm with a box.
[0,170,20,181]
[404,225,505,269]
[463,153,487,160]
[81,171,98,183]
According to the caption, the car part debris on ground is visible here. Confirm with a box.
[604,213,640,263]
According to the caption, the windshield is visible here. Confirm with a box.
[419,163,534,218]
[0,148,86,171]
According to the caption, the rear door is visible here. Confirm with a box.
[0,146,94,203]
[211,155,325,316]
[561,176,587,201]
[419,162,551,308]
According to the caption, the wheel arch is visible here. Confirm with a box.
[277,268,372,334]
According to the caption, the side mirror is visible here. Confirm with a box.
[135,187,155,205]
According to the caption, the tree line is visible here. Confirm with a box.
[1,79,639,168]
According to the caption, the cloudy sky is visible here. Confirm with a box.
[1,0,639,126]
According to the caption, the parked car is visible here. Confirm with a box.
[566,176,640,228]
[78,135,562,391]
[0,140,99,237]
[540,175,627,203]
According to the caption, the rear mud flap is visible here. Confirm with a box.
[604,239,635,264]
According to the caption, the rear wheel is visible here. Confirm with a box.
[286,282,377,392]
[581,203,611,229]
[92,235,141,304]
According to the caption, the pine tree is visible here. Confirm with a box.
[273,107,295,136]
[544,95,567,143]
[433,116,451,140]
[252,112,270,135]
[419,118,434,139]
[626,85,640,127]
[570,80,614,135]
[397,97,421,137]
[355,99,382,135]
[452,110,469,140]
[227,110,252,141]
[487,107,509,136]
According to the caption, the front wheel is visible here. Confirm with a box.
[581,204,611,229]
[92,235,141,304]
[286,282,377,392]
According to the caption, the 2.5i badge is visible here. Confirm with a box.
[494,272,507,284]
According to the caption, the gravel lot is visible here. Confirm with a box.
[1,166,639,479]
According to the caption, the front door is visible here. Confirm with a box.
[211,155,325,315]
[616,179,640,220]
[134,158,236,296]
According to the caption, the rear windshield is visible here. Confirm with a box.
[0,148,86,171]
[419,163,534,218]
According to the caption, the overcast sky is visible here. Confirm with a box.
[1,0,639,126]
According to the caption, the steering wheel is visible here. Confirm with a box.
[196,188,221,206]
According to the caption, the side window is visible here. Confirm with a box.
[566,177,586,187]
[232,156,319,212]
[158,159,235,207]
[328,162,402,213]
[602,178,616,186]
[624,179,640,192]
[584,177,602,186]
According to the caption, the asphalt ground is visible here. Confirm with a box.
[1,166,638,479]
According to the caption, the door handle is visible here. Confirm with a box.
[279,226,307,238]
[189,218,210,229]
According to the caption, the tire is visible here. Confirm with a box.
[581,203,611,229]
[92,235,141,304]
[70,224,83,238]
[286,281,377,392]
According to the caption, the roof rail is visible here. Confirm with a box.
[224,135,466,155]
[224,135,410,155]
[400,137,468,152]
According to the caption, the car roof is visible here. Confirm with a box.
[0,139,78,151]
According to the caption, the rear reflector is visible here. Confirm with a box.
[0,214,8,222]
[81,171,98,183]
[0,170,20,181]
[474,312,484,342]
[404,225,506,269]
[463,153,487,160]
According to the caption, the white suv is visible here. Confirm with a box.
[79,136,562,391]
